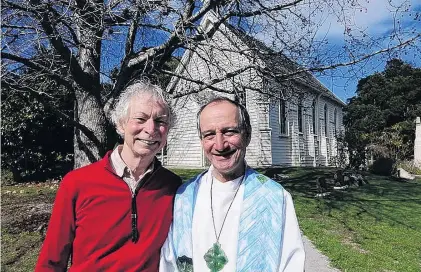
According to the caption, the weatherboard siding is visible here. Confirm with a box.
[269,99,292,166]
[166,96,202,167]
[165,13,345,168]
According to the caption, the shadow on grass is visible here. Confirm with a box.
[259,167,421,231]
[259,166,339,198]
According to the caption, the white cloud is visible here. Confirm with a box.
[248,0,418,52]
[316,0,417,38]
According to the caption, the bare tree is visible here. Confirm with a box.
[2,0,419,168]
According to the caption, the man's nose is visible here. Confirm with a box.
[144,119,157,134]
[214,133,226,151]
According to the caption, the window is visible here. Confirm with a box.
[298,100,303,133]
[312,99,317,134]
[279,99,287,134]
[333,108,337,136]
[324,104,328,136]
[157,144,168,164]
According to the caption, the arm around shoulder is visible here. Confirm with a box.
[160,223,179,272]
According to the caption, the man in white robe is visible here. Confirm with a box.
[160,97,305,272]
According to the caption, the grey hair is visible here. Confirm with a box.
[110,80,174,135]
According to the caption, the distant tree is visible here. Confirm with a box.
[344,59,421,167]
[2,1,419,168]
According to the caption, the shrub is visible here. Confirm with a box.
[1,169,17,185]
[1,82,74,182]
[369,157,395,176]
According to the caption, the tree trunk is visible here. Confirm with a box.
[73,91,109,169]
[72,7,107,169]
[11,166,22,183]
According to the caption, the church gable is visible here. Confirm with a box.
[165,14,344,168]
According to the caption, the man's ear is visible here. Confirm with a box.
[246,136,251,147]
[117,121,125,136]
[244,133,251,147]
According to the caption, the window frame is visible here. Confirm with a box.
[279,98,288,136]
[298,99,303,134]
[324,104,328,137]
[312,98,317,135]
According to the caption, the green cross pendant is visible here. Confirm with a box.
[203,242,228,272]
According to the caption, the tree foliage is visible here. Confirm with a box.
[1,64,74,181]
[2,0,420,168]
[344,59,421,168]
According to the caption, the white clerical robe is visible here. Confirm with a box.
[160,167,305,272]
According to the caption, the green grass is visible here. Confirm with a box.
[2,168,421,272]
[166,166,421,271]
[1,182,57,271]
[1,232,43,272]
[259,167,421,272]
[168,168,204,181]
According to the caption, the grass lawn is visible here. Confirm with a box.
[260,167,421,272]
[1,182,58,271]
[173,167,421,272]
[2,167,420,271]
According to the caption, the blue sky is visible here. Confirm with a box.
[99,1,420,103]
[314,0,421,103]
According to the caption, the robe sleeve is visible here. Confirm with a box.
[278,191,305,272]
[160,223,178,272]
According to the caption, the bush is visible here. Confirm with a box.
[370,157,395,176]
[1,81,74,182]
[1,169,17,185]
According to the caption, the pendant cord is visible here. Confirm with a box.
[210,173,245,242]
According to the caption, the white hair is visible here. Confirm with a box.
[110,80,173,136]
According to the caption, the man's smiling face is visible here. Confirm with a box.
[118,94,169,162]
[199,100,249,182]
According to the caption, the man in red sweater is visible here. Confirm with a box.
[35,80,182,271]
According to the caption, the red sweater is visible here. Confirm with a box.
[35,153,181,272]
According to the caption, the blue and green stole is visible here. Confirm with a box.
[172,168,287,272]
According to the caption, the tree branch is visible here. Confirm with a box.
[227,0,305,17]
[1,52,74,91]
[37,5,101,93]
[125,9,141,57]
[162,64,256,98]
[266,33,421,80]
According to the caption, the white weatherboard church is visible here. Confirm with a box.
[163,12,345,168]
